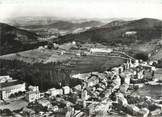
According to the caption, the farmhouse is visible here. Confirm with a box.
[47,88,63,97]
[0,75,12,83]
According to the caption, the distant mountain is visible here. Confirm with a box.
[128,18,162,29]
[0,23,46,55]
[77,21,103,28]
[47,21,75,30]
[54,18,162,45]
[20,20,102,30]
[101,20,129,28]
[15,20,103,38]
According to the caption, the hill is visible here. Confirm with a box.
[54,18,162,45]
[102,20,129,28]
[43,20,102,30]
[0,23,46,55]
[16,20,103,38]
[20,20,102,30]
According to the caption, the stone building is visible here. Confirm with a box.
[26,86,40,102]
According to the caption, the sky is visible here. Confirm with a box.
[0,0,162,21]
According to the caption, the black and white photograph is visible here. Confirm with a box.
[0,0,162,116]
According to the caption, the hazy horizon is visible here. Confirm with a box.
[0,0,162,22]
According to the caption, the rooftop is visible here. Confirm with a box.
[0,80,24,89]
[0,75,11,79]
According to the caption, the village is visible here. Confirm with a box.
[0,46,162,117]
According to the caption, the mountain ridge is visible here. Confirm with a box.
[54,18,162,45]
[0,23,46,55]
[18,20,103,30]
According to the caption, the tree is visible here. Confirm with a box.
[157,59,162,68]
[2,109,12,116]
[15,92,19,97]
[134,52,148,61]
[47,42,54,49]
[0,109,2,114]
[9,94,15,98]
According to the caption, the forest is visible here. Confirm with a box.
[0,59,81,91]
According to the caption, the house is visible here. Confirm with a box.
[90,48,112,53]
[0,75,12,83]
[38,46,44,50]
[87,76,99,87]
[111,67,120,74]
[111,75,121,92]
[125,31,137,35]
[47,88,63,97]
[62,86,71,95]
[120,71,131,85]
[124,31,137,37]
[140,64,156,71]
[136,70,144,79]
[71,73,91,81]
[72,41,76,45]
[26,86,40,102]
[73,84,82,91]
[22,107,35,116]
[132,60,140,68]
[118,66,124,73]
[0,77,26,100]
[37,98,51,108]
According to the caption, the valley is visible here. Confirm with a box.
[0,17,162,117]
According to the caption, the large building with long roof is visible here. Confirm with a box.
[0,76,26,100]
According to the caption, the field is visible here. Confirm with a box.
[0,48,126,74]
[66,55,126,74]
[0,48,75,64]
